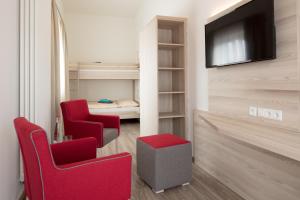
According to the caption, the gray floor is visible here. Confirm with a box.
[98,121,244,200]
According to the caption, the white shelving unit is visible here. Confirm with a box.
[140,16,187,137]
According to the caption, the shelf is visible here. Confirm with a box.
[140,16,186,136]
[158,67,184,71]
[159,91,185,94]
[159,112,185,119]
[158,43,184,49]
[158,17,186,28]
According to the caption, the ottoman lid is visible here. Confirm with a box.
[138,133,190,149]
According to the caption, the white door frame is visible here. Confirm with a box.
[19,0,37,182]
[20,0,36,123]
[19,0,52,182]
[19,0,52,135]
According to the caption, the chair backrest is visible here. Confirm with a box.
[14,117,54,200]
[60,99,90,136]
[60,99,90,121]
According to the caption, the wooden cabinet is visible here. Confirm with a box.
[140,16,187,137]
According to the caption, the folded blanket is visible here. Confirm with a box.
[97,99,113,104]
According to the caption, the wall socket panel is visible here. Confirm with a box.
[249,106,258,117]
[249,106,283,121]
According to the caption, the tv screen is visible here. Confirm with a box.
[205,0,276,68]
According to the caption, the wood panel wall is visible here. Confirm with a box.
[194,1,300,200]
[208,0,300,131]
[194,111,300,200]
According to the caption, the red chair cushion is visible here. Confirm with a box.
[138,133,190,149]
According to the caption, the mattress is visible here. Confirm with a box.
[89,106,140,113]
[88,100,139,109]
[88,100,140,119]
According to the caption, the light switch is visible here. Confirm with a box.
[249,106,257,117]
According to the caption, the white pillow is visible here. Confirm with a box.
[117,100,139,108]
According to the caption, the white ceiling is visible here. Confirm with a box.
[62,0,141,17]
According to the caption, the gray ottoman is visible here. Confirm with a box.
[137,133,192,193]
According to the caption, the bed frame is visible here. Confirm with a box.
[69,63,139,80]
[69,63,140,119]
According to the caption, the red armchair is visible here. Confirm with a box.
[60,99,120,148]
[14,117,131,200]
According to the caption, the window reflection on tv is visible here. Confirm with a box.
[205,0,276,68]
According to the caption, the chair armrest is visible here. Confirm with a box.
[51,137,97,165]
[88,114,120,130]
[51,153,132,199]
[68,120,104,147]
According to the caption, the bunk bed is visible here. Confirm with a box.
[69,63,140,119]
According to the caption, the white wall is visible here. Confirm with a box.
[65,13,139,102]
[35,0,52,134]
[0,0,21,199]
[77,80,135,101]
[136,0,193,31]
[65,14,138,63]
[0,0,52,198]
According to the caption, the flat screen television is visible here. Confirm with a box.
[205,0,276,68]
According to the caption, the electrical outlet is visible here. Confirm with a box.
[271,110,283,121]
[249,106,257,117]
[257,108,264,117]
[263,109,273,119]
[257,107,283,121]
